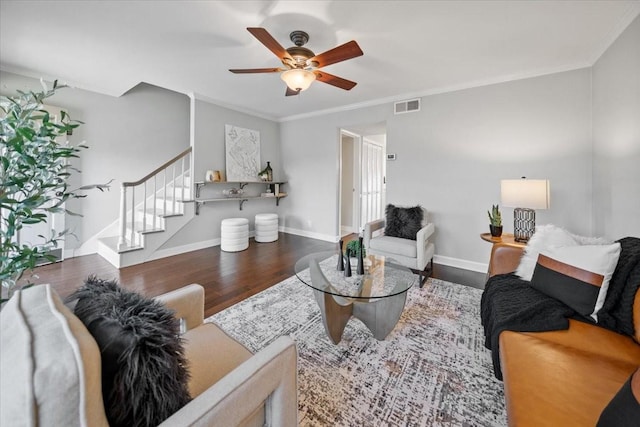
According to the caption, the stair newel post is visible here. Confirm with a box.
[172,163,177,215]
[118,184,127,250]
[152,175,157,229]
[130,186,136,246]
[142,180,147,233]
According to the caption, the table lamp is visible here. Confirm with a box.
[501,178,550,242]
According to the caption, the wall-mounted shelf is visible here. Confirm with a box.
[193,181,287,214]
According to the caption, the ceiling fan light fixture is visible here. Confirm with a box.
[281,69,316,92]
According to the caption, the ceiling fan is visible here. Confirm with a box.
[229,27,363,96]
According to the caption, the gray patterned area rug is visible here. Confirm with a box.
[207,275,507,426]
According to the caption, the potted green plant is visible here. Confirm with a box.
[345,239,365,258]
[1,80,109,302]
[488,204,503,237]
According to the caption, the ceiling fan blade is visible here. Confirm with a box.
[310,40,363,68]
[285,87,300,97]
[229,68,283,74]
[247,27,293,61]
[314,71,357,90]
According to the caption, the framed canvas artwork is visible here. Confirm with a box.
[225,124,260,181]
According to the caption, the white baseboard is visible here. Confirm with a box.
[434,255,488,273]
[280,226,339,243]
[148,238,221,262]
[147,230,258,262]
[65,228,488,275]
[340,226,356,235]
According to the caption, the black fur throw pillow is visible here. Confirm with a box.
[67,276,191,427]
[384,204,424,240]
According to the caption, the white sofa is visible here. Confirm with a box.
[364,208,435,286]
[0,284,298,427]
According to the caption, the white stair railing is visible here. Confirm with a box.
[117,148,192,251]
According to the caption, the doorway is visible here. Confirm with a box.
[338,124,386,238]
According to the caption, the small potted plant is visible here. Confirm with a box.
[345,239,366,258]
[488,204,503,237]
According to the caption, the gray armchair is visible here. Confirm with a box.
[364,207,435,286]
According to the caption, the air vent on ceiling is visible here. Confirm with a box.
[394,98,420,115]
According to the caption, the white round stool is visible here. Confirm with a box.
[221,218,249,252]
[254,213,279,243]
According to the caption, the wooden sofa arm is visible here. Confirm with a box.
[489,244,524,277]
[159,336,298,427]
[154,284,205,331]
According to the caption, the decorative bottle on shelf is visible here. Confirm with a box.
[265,161,273,182]
[337,239,345,271]
[344,249,352,277]
[356,236,365,275]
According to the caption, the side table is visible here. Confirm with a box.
[480,233,526,277]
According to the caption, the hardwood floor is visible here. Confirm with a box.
[31,233,486,318]
[34,233,334,318]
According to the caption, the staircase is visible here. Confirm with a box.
[97,148,194,268]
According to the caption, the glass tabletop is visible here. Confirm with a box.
[294,251,416,300]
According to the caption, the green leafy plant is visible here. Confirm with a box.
[487,204,502,226]
[345,239,365,257]
[1,80,109,302]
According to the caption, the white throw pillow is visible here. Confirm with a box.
[516,224,579,281]
[530,243,621,322]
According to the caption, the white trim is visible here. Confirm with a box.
[63,249,76,259]
[279,226,339,243]
[340,226,357,235]
[588,3,640,65]
[147,238,222,262]
[189,92,279,122]
[279,63,592,122]
[434,255,488,274]
[147,229,259,262]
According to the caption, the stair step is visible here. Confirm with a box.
[98,236,144,254]
[126,222,165,235]
[141,207,184,217]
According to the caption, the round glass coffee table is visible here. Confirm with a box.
[295,251,416,344]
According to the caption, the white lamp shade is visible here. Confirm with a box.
[280,69,316,92]
[501,179,550,209]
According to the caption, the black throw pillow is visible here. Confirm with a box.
[67,276,191,427]
[384,204,424,240]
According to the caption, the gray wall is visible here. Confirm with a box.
[158,97,281,250]
[280,104,390,241]
[281,69,593,268]
[592,15,640,239]
[0,71,190,250]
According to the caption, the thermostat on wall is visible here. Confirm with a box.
[387,153,397,160]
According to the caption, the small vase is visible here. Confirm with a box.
[337,239,345,271]
[356,237,365,275]
[344,250,352,277]
[489,225,503,237]
[265,161,273,182]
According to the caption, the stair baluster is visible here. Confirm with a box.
[118,147,192,251]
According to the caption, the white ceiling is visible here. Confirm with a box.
[1,1,639,121]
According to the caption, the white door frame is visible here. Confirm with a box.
[338,130,361,237]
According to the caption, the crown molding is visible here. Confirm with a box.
[189,92,279,122]
[279,62,592,122]
[587,3,640,65]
